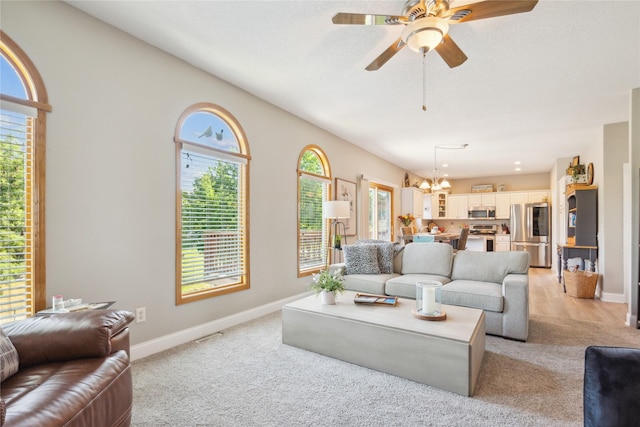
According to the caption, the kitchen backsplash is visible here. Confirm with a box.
[416,218,510,234]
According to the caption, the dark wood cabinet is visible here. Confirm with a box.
[557,186,598,284]
[566,186,597,247]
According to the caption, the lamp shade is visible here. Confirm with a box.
[323,200,350,219]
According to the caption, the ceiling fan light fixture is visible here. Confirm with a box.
[401,17,449,53]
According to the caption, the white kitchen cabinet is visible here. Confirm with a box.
[495,193,511,219]
[509,193,528,204]
[447,194,468,219]
[401,187,424,218]
[528,191,550,203]
[495,235,511,252]
[432,190,448,219]
[423,194,432,219]
[467,193,496,207]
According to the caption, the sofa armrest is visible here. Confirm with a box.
[328,263,346,275]
[501,273,529,341]
[3,309,134,369]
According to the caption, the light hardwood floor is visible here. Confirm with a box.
[529,267,629,325]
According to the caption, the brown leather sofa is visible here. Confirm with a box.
[1,309,134,427]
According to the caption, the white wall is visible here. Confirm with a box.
[629,88,640,326]
[2,1,406,345]
[601,122,629,299]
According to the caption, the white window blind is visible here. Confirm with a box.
[180,147,247,294]
[299,173,329,272]
[0,108,33,323]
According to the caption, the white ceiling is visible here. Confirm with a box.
[66,0,640,179]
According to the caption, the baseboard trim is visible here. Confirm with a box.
[130,292,309,361]
[600,291,626,303]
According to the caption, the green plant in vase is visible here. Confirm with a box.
[309,269,345,305]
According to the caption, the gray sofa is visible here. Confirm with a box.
[332,242,530,341]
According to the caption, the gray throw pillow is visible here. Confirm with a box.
[375,243,396,274]
[0,326,19,382]
[357,240,397,274]
[344,244,381,275]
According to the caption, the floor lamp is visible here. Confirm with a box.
[323,200,350,264]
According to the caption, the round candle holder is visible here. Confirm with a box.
[413,280,447,321]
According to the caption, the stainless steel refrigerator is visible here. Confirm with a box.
[510,202,551,268]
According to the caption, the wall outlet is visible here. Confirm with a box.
[135,307,146,323]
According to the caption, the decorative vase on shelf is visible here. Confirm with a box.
[320,290,336,305]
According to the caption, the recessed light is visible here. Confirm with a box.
[514,161,521,165]
[515,167,521,172]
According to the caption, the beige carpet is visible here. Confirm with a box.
[131,311,639,426]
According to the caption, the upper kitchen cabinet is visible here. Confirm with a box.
[509,193,528,204]
[528,191,550,203]
[467,193,496,207]
[401,187,424,218]
[432,190,448,219]
[447,194,468,219]
[423,194,432,219]
[495,193,511,219]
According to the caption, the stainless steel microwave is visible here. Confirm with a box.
[468,206,496,220]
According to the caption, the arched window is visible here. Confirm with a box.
[0,31,50,323]
[174,103,250,304]
[297,146,331,276]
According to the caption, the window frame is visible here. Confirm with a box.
[297,145,332,277]
[369,182,395,242]
[174,103,251,305]
[0,31,50,320]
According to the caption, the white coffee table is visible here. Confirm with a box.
[282,291,485,396]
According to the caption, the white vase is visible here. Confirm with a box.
[320,290,336,305]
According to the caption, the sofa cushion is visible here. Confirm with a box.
[451,251,529,284]
[401,242,453,276]
[385,274,451,299]
[441,280,504,312]
[344,244,380,275]
[0,326,19,382]
[344,273,399,295]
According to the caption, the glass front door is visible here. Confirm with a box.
[369,183,393,241]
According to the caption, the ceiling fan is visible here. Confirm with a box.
[332,0,538,71]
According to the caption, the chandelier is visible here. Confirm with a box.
[419,144,468,191]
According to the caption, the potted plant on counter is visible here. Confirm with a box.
[309,269,345,305]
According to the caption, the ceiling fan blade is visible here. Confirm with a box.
[332,13,407,25]
[365,38,406,71]
[434,34,468,68]
[444,0,538,23]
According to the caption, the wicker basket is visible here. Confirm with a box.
[564,269,599,299]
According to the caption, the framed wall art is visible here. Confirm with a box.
[335,178,356,236]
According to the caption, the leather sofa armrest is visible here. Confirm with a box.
[3,309,134,369]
